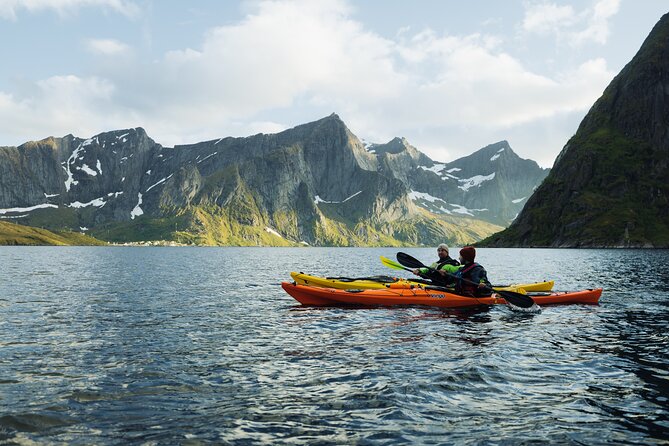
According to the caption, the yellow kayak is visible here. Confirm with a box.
[290,272,554,293]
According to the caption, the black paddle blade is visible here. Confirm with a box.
[496,289,536,308]
[396,252,427,269]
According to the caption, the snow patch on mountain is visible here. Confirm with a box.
[490,148,504,162]
[449,204,488,216]
[458,173,496,191]
[409,190,489,216]
[419,164,446,174]
[361,139,375,151]
[131,193,143,219]
[69,192,123,209]
[146,174,174,193]
[64,141,89,191]
[314,191,362,204]
[265,227,283,238]
[69,197,106,208]
[0,203,58,214]
[197,152,218,164]
[79,164,98,176]
[409,190,442,203]
[409,191,450,214]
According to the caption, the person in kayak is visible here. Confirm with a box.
[411,244,460,287]
[454,246,492,297]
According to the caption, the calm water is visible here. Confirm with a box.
[0,247,668,445]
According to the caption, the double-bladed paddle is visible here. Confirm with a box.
[380,256,520,289]
[395,252,536,309]
[380,255,413,272]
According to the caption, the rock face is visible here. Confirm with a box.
[482,13,669,248]
[401,140,549,226]
[0,114,547,246]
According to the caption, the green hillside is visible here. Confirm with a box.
[0,221,106,246]
[90,205,503,247]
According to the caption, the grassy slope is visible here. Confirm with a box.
[89,205,503,247]
[0,221,107,246]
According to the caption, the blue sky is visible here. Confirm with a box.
[0,0,666,166]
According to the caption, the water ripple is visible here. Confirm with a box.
[0,247,668,444]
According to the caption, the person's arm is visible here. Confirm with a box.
[412,267,430,277]
[438,264,461,276]
[471,267,491,288]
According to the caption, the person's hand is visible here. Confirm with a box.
[438,269,447,276]
[412,268,420,275]
[478,282,486,288]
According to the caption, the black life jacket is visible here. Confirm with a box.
[437,257,460,268]
[427,257,460,286]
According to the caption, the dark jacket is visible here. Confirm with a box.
[455,262,492,297]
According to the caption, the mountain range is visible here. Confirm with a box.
[0,115,548,246]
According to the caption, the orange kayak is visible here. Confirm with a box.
[281,282,602,309]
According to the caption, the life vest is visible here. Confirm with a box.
[426,257,460,286]
[437,257,460,268]
[455,263,492,297]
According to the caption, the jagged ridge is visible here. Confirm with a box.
[1,114,547,246]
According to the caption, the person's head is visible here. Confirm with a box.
[437,243,449,259]
[459,246,476,264]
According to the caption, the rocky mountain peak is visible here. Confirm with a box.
[376,137,411,154]
[20,137,60,152]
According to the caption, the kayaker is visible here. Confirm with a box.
[411,243,460,287]
[454,246,492,297]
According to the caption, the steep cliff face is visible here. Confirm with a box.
[0,128,163,229]
[482,13,669,247]
[1,113,545,246]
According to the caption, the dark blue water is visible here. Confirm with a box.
[0,247,667,445]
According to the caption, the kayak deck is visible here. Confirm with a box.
[290,271,554,293]
[281,282,602,309]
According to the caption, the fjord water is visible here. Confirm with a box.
[0,247,667,445]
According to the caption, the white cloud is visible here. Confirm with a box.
[0,75,125,141]
[341,32,613,141]
[522,0,621,46]
[0,0,139,20]
[0,0,617,165]
[522,3,577,34]
[572,0,621,45]
[85,38,130,55]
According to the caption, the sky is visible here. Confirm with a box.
[0,1,666,167]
